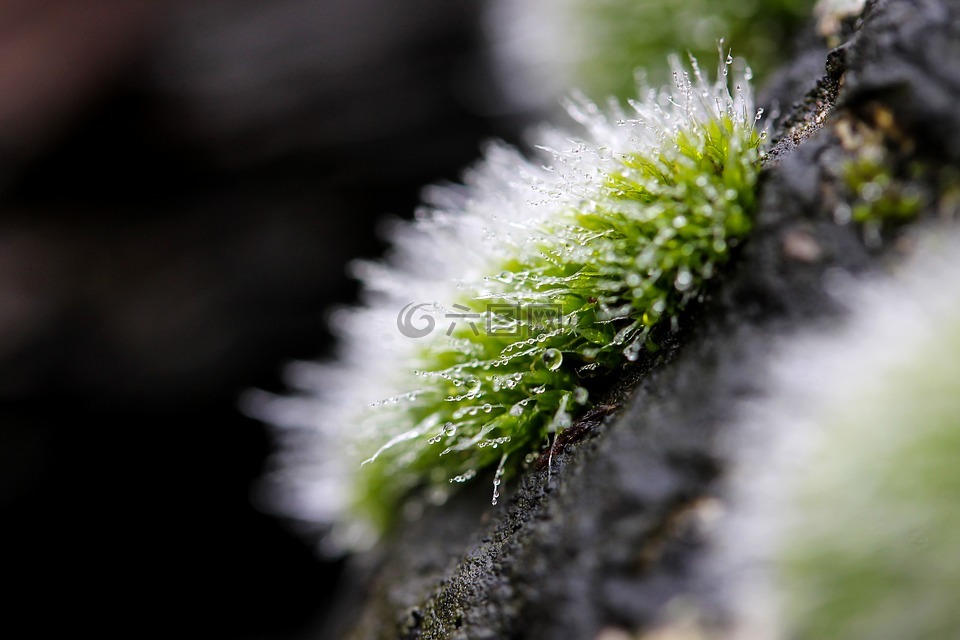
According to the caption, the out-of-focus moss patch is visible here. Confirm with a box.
[567,0,814,101]
[780,307,960,639]
[826,105,959,245]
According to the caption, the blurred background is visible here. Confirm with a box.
[0,1,523,637]
[0,0,810,637]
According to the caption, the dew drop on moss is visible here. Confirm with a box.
[542,348,563,371]
[449,469,476,484]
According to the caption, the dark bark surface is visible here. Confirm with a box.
[334,1,960,637]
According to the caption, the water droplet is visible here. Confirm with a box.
[482,403,493,413]
[573,387,589,404]
[726,54,733,65]
[859,181,883,202]
[833,203,852,225]
[675,269,694,291]
[497,271,514,283]
[491,453,508,505]
[509,403,524,417]
[450,469,477,484]
[542,348,563,371]
[673,215,688,229]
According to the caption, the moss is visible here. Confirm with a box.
[780,308,960,639]
[353,99,763,531]
[842,154,923,230]
[829,110,954,242]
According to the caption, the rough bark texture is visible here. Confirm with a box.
[330,0,960,637]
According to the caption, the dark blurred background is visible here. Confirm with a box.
[0,1,525,637]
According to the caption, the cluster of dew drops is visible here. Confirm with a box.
[361,47,766,511]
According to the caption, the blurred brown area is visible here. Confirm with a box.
[0,1,520,637]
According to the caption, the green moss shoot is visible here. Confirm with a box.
[350,59,764,534]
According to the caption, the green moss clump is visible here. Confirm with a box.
[842,154,923,230]
[780,307,960,639]
[353,96,763,532]
[829,112,951,242]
